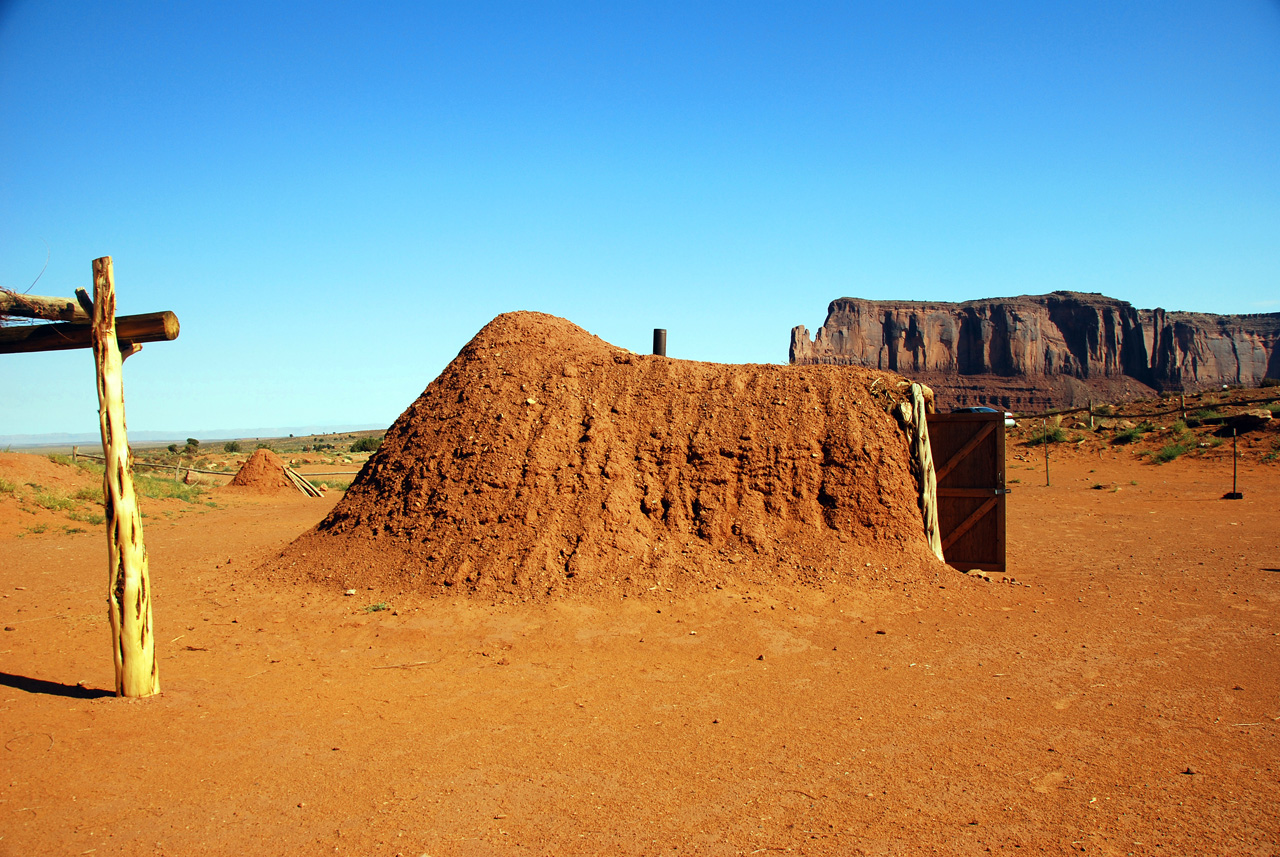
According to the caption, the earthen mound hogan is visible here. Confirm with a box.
[224,448,300,494]
[264,312,947,598]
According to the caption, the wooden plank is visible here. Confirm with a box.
[941,497,997,552]
[934,421,995,483]
[0,311,179,354]
[938,487,1007,498]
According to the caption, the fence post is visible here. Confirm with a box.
[91,256,159,698]
[1043,417,1050,487]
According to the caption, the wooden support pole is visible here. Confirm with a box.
[906,383,944,562]
[0,311,179,355]
[0,289,90,322]
[1043,418,1050,487]
[91,256,159,698]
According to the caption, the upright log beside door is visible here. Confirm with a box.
[91,256,160,698]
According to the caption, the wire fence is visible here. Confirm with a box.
[1013,392,1280,422]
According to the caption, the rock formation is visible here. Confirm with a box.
[791,292,1280,411]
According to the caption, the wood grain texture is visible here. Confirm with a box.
[91,256,159,698]
[0,311,179,354]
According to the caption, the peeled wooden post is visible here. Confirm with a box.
[905,383,944,561]
[91,256,159,698]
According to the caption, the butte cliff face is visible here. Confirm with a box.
[791,292,1280,411]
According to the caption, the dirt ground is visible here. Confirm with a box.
[1,447,1277,856]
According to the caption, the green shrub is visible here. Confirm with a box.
[1026,426,1067,446]
[73,486,102,503]
[1094,405,1113,417]
[351,436,383,453]
[1112,427,1141,445]
[68,510,106,526]
[132,473,204,503]
[223,440,241,453]
[364,602,390,613]
[0,477,16,495]
[1261,377,1280,388]
[46,453,72,466]
[1153,441,1192,463]
[1189,408,1221,426]
[32,490,76,512]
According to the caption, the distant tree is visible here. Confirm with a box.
[186,438,199,448]
[167,444,179,454]
[223,440,241,453]
[351,436,383,453]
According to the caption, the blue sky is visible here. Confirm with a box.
[2,1,1278,437]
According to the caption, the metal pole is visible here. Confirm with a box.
[652,328,667,357]
[1226,428,1243,499]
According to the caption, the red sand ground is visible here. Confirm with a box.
[270,312,941,600]
[1,446,1277,855]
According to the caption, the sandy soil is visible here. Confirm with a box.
[1,448,1276,856]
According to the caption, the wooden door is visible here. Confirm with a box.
[925,412,1008,573]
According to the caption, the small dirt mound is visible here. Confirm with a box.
[225,449,303,494]
[263,312,946,599]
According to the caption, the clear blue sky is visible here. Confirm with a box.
[2,1,1278,437]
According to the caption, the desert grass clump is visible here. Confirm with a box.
[31,489,77,512]
[1026,426,1067,446]
[1112,421,1156,445]
[0,477,16,495]
[73,485,102,503]
[132,472,205,503]
[1153,440,1193,463]
[1152,422,1195,464]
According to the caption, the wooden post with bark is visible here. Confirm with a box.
[91,256,160,698]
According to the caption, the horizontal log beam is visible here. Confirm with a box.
[0,290,91,322]
[0,311,179,354]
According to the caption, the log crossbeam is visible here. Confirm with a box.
[0,311,179,355]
